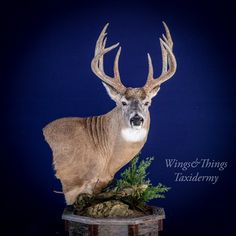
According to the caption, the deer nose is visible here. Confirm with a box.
[130,114,144,126]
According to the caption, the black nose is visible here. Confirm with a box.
[130,114,144,126]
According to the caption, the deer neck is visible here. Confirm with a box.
[104,106,150,177]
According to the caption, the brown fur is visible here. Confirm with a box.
[124,88,147,100]
[43,106,150,204]
[43,22,176,205]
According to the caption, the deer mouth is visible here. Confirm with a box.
[130,114,144,129]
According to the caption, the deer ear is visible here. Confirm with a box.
[102,82,121,102]
[149,86,160,99]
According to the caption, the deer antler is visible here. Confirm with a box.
[144,22,177,91]
[91,23,126,93]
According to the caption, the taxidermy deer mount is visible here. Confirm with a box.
[43,22,177,205]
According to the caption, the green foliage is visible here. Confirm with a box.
[73,153,170,216]
[116,154,170,208]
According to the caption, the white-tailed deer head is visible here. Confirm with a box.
[43,22,177,205]
[91,22,176,131]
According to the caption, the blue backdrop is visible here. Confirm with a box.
[1,0,235,235]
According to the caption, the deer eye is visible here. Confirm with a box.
[144,102,149,106]
[122,101,127,106]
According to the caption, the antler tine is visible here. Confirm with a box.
[114,46,122,79]
[160,40,168,74]
[97,36,107,73]
[162,21,173,48]
[144,22,177,91]
[161,21,173,74]
[158,38,177,84]
[94,23,108,58]
[147,53,154,79]
[91,24,126,93]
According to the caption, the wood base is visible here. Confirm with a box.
[62,206,165,236]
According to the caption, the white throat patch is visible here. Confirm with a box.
[121,128,147,142]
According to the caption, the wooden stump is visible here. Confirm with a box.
[62,207,165,236]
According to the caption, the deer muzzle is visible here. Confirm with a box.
[130,114,144,128]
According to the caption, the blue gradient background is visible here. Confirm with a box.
[1,0,235,235]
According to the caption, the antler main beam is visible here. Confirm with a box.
[144,22,177,91]
[91,23,126,93]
